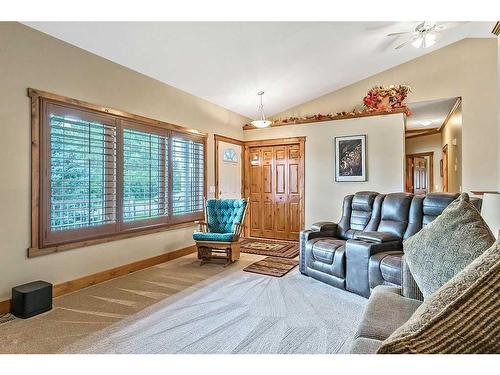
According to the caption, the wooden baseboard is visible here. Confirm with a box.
[0,245,196,315]
[0,299,11,316]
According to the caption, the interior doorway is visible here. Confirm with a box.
[405,97,462,193]
[442,144,449,192]
[243,137,305,241]
[405,152,434,194]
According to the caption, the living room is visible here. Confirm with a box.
[1,1,499,373]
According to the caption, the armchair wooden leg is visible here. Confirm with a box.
[229,242,240,262]
[195,241,240,267]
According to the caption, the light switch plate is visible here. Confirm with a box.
[209,185,216,193]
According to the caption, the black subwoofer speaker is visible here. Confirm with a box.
[11,281,52,319]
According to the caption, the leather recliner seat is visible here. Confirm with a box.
[300,191,380,289]
[300,191,480,297]
[345,192,413,297]
[368,193,460,292]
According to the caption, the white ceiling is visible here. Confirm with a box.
[406,97,459,131]
[24,22,494,118]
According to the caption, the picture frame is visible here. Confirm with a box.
[334,134,367,182]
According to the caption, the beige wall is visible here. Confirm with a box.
[405,133,443,192]
[273,38,498,193]
[243,114,405,225]
[0,23,248,300]
[441,104,463,193]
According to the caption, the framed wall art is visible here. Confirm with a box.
[335,135,367,182]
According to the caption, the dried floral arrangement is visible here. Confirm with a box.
[252,84,411,128]
[363,84,411,115]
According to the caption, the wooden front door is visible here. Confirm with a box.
[246,141,304,241]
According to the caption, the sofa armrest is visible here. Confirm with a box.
[301,229,333,243]
[345,239,403,298]
[401,255,424,301]
[354,231,400,243]
[369,251,404,290]
[299,229,337,274]
[310,221,338,232]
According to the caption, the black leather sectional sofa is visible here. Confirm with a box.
[299,191,481,297]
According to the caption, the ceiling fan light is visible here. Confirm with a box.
[251,120,272,128]
[423,33,436,48]
[412,37,423,48]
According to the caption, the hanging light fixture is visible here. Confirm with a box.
[251,91,272,128]
[412,32,436,49]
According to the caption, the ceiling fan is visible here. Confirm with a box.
[387,22,460,50]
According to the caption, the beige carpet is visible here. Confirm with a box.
[0,253,366,354]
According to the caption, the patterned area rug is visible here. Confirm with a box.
[240,238,299,258]
[243,257,299,277]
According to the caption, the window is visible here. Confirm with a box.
[50,113,116,231]
[223,148,238,163]
[172,135,205,218]
[123,127,168,225]
[32,90,206,254]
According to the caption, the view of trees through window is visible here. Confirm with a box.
[172,137,204,215]
[50,114,116,231]
[46,106,205,243]
[123,128,168,222]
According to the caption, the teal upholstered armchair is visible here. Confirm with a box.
[193,198,248,265]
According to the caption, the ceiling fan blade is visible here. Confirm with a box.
[434,22,464,31]
[386,31,412,37]
[386,31,413,36]
[394,39,415,50]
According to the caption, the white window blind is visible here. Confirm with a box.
[172,136,205,216]
[38,98,206,250]
[49,113,116,231]
[123,128,168,222]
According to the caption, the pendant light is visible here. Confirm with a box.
[251,91,272,128]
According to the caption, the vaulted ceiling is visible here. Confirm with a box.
[25,22,494,118]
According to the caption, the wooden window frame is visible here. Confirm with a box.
[29,89,207,258]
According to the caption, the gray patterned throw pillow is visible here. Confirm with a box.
[403,193,495,298]
[378,241,500,353]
